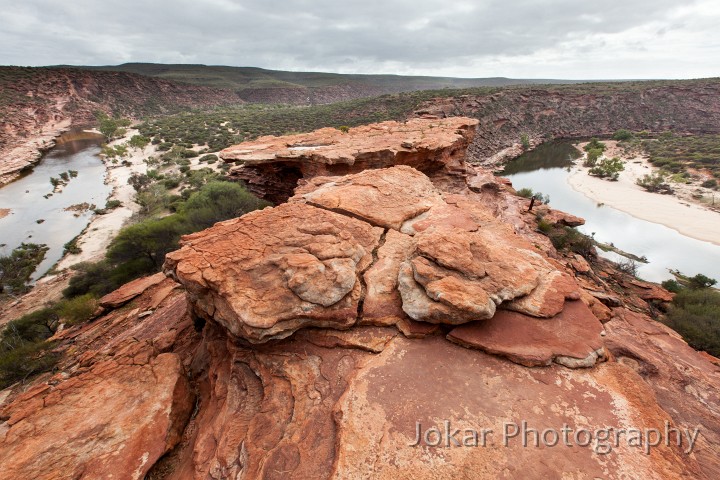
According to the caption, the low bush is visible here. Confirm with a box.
[637,172,672,193]
[612,129,633,141]
[0,307,62,388]
[0,243,49,294]
[664,287,720,357]
[56,294,98,325]
[583,138,606,153]
[548,226,594,257]
[584,148,603,167]
[589,157,624,180]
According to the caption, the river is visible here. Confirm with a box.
[502,142,720,283]
[0,130,110,280]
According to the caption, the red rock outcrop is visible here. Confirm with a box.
[221,117,478,203]
[2,120,719,479]
[167,165,588,353]
[0,277,198,480]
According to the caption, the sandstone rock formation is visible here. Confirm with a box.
[167,164,588,355]
[2,119,719,479]
[0,277,197,480]
[220,117,478,203]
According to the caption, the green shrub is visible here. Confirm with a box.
[702,179,718,189]
[537,218,553,233]
[664,287,720,356]
[0,243,49,294]
[584,148,602,167]
[517,187,534,198]
[105,199,122,210]
[589,157,624,180]
[64,261,119,298]
[57,294,98,325]
[128,172,151,192]
[0,341,59,389]
[612,129,633,141]
[548,227,594,257]
[661,279,682,293]
[583,138,606,153]
[688,273,717,290]
[520,133,530,149]
[128,135,150,149]
[63,237,82,255]
[636,172,670,193]
[0,307,63,388]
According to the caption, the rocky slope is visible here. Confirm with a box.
[1,119,719,479]
[413,79,720,166]
[0,67,244,185]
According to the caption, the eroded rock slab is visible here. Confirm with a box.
[447,300,606,367]
[164,202,383,343]
[221,117,479,203]
[293,165,443,230]
[99,271,167,308]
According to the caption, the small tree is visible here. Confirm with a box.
[128,172,151,192]
[612,129,633,141]
[128,135,150,150]
[688,274,717,290]
[520,133,530,150]
[584,148,603,167]
[584,138,606,153]
[589,157,624,181]
[637,172,671,193]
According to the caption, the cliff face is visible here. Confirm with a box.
[414,80,720,165]
[1,118,719,479]
[0,67,244,184]
[221,117,479,203]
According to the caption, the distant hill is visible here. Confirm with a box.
[68,63,585,105]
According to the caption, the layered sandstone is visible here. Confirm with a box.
[167,165,592,362]
[220,117,478,203]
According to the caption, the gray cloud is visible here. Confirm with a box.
[1,0,718,79]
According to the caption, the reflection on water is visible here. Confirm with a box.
[0,130,110,280]
[503,142,720,282]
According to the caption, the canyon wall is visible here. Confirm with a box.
[414,79,720,166]
[0,67,244,184]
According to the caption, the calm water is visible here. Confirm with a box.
[0,130,110,280]
[503,142,720,282]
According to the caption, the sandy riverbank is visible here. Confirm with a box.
[55,129,149,270]
[567,141,720,246]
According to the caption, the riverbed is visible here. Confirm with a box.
[502,142,720,282]
[0,130,110,280]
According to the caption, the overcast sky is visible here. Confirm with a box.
[1,0,719,79]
